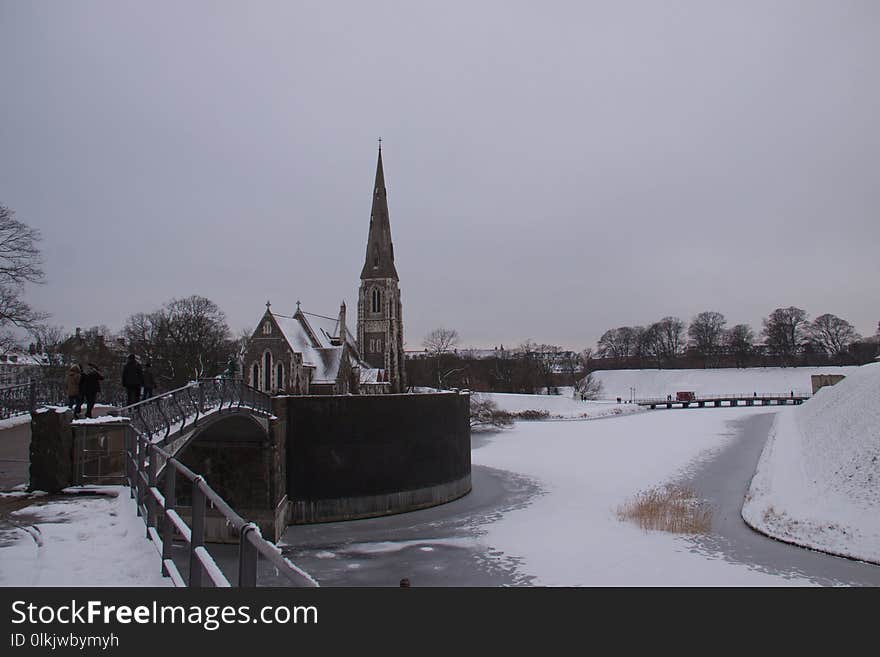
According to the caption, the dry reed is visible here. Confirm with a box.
[617,484,712,534]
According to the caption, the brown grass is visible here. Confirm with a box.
[617,484,712,534]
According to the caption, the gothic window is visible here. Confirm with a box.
[264,352,272,391]
[276,363,284,391]
[371,287,381,313]
[252,363,259,390]
[262,322,272,335]
[373,246,379,268]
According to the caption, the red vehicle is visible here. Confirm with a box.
[676,391,696,402]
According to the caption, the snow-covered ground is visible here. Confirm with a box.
[742,363,880,564]
[476,391,643,420]
[471,406,816,585]
[593,366,857,400]
[0,486,170,586]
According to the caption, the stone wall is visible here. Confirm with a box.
[284,391,471,523]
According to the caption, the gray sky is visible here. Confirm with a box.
[2,1,878,351]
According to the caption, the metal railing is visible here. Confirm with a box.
[115,378,272,445]
[0,380,65,420]
[126,429,316,588]
[636,390,812,404]
[0,378,127,420]
[122,377,314,586]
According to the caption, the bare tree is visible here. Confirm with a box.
[808,313,861,358]
[423,328,461,390]
[597,326,639,359]
[762,307,808,365]
[688,311,727,367]
[575,371,604,400]
[725,324,754,368]
[0,205,47,349]
[470,394,513,430]
[123,295,230,388]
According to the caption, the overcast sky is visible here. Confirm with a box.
[2,1,878,351]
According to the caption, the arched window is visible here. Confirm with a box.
[264,352,272,391]
[371,287,381,313]
[276,363,284,391]
[252,363,259,390]
[373,246,379,268]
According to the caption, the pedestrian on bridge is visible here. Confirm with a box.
[122,354,144,406]
[66,363,82,418]
[142,361,155,400]
[79,363,104,419]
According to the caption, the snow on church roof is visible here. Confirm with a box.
[271,308,365,384]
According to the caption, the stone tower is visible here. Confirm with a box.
[357,144,405,393]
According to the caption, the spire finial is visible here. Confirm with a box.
[296,300,301,312]
[266,300,271,310]
[378,136,382,152]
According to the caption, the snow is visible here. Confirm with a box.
[0,487,171,586]
[471,406,814,585]
[477,391,644,420]
[742,362,880,564]
[0,414,32,430]
[593,366,858,400]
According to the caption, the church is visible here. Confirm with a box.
[242,146,406,395]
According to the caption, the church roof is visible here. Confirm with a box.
[271,308,368,384]
[360,146,399,281]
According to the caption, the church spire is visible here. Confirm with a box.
[360,143,399,280]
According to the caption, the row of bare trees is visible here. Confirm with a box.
[418,328,590,395]
[597,307,873,368]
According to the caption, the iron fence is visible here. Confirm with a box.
[120,377,312,587]
[116,378,272,445]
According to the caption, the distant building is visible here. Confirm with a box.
[0,350,48,387]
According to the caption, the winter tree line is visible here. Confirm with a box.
[595,309,879,369]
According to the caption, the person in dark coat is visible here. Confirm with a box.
[122,354,144,406]
[66,363,83,417]
[142,361,156,399]
[79,363,104,419]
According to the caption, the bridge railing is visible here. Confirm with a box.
[636,391,812,404]
[115,378,272,444]
[0,379,67,420]
[126,428,317,588]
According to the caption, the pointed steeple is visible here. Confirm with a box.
[360,143,399,280]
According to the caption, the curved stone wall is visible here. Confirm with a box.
[282,391,471,523]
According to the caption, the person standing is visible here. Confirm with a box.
[79,363,104,419]
[142,361,155,399]
[66,363,82,418]
[122,354,144,406]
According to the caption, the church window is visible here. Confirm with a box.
[264,352,272,391]
[252,363,259,390]
[262,322,272,335]
[371,288,382,313]
[276,363,284,391]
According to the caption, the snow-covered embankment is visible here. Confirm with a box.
[742,362,880,564]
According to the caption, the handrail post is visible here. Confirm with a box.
[238,523,259,587]
[189,478,206,587]
[136,436,147,517]
[126,427,136,498]
[146,444,159,537]
[161,463,177,576]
